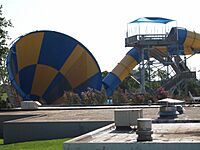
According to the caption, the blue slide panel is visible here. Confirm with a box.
[103,72,121,96]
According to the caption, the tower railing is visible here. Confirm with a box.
[125,33,176,47]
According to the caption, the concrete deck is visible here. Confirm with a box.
[64,123,200,150]
[1,105,200,122]
[1,105,200,144]
[66,123,200,143]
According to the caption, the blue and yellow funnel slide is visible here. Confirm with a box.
[7,31,102,104]
[103,27,200,96]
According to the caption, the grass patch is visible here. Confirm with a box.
[0,139,3,144]
[0,138,70,150]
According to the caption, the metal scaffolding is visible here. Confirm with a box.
[125,26,196,95]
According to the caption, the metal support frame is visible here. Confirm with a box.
[140,48,146,94]
[127,33,196,95]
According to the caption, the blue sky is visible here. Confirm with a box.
[1,0,200,77]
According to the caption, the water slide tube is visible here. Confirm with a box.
[103,27,200,96]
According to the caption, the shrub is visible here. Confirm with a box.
[63,88,107,105]
[63,91,81,104]
[112,88,128,104]
[0,99,7,108]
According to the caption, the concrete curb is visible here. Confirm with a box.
[153,119,200,123]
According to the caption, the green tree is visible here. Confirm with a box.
[0,5,13,108]
[0,5,13,84]
[187,79,200,96]
[157,69,168,81]
[119,75,140,92]
[102,71,108,79]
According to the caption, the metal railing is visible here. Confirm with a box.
[126,34,167,43]
[125,33,177,47]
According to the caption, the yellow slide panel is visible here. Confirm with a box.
[184,31,195,55]
[16,32,44,71]
[60,44,99,88]
[112,55,138,81]
[31,64,58,97]
[191,32,200,50]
